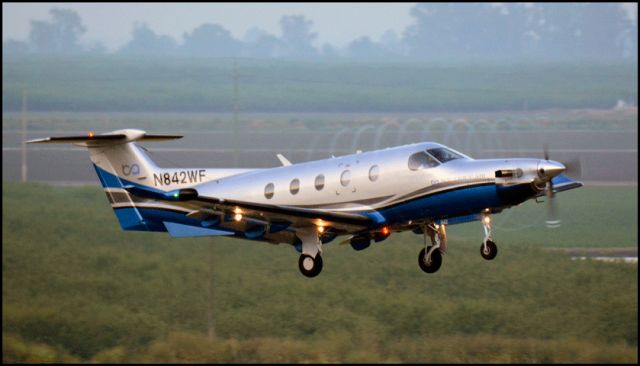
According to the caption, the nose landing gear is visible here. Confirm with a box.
[480,213,498,260]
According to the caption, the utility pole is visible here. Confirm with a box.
[21,90,28,183]
[232,58,239,168]
[207,239,216,340]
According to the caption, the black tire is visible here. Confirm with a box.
[298,254,323,277]
[480,240,498,260]
[418,247,442,273]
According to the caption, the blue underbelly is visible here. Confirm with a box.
[377,183,535,225]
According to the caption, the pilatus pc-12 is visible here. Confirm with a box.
[28,129,582,277]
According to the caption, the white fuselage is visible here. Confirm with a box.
[195,142,542,217]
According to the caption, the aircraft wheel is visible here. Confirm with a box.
[480,240,498,260]
[298,254,323,277]
[418,247,442,273]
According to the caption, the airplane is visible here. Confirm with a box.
[27,129,582,277]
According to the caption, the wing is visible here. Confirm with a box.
[124,186,378,236]
[190,196,375,231]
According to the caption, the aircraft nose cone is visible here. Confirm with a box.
[538,160,566,179]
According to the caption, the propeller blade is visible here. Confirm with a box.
[545,180,561,228]
[542,143,573,229]
[543,143,549,161]
[563,157,582,179]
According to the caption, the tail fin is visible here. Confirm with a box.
[28,129,182,231]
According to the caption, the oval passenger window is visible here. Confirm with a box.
[340,170,351,186]
[315,174,325,191]
[290,178,300,195]
[264,183,275,199]
[369,165,379,181]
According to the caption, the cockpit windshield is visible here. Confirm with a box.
[427,147,464,163]
[408,151,440,170]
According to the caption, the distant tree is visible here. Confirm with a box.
[86,41,108,55]
[621,14,637,59]
[118,23,178,57]
[402,3,635,60]
[379,30,406,58]
[530,3,633,60]
[404,3,488,59]
[3,40,30,56]
[577,3,634,59]
[347,36,388,60]
[29,8,87,55]
[242,27,281,58]
[181,23,241,57]
[279,15,318,58]
[483,4,531,58]
[320,43,341,59]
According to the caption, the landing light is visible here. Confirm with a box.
[234,213,243,222]
[317,226,325,233]
[483,216,491,224]
[88,131,95,138]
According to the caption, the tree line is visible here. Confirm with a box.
[3,3,637,61]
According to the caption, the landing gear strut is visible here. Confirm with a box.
[418,222,446,274]
[480,213,498,260]
[297,229,324,277]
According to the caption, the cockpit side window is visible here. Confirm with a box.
[408,151,440,171]
[427,147,464,163]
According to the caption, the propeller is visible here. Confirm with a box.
[545,178,560,228]
[544,143,582,179]
[562,157,582,178]
[542,144,581,229]
[542,144,557,228]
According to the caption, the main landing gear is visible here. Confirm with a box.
[418,222,446,274]
[480,213,498,260]
[298,253,323,277]
[297,229,324,278]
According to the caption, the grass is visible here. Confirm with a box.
[2,182,637,363]
[3,57,637,113]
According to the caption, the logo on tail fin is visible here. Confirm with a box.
[122,164,140,176]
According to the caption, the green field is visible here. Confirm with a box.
[3,57,637,113]
[2,183,637,363]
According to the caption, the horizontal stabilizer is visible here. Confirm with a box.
[26,134,127,144]
[26,129,182,145]
[163,221,234,238]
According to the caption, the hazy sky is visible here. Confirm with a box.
[3,2,417,50]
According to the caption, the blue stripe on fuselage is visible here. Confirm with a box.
[377,183,536,225]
